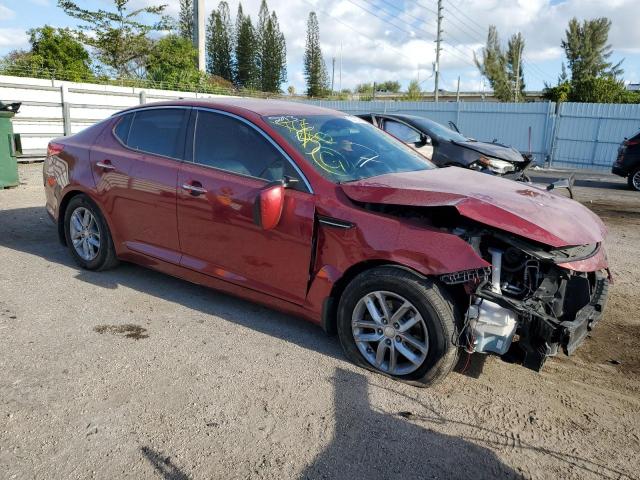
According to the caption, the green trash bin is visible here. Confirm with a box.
[0,109,19,189]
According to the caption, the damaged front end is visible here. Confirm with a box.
[442,230,609,371]
[340,167,611,372]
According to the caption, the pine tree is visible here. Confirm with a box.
[260,11,287,92]
[304,12,328,97]
[256,0,269,88]
[179,0,193,41]
[475,26,526,102]
[474,26,510,101]
[562,17,623,83]
[558,62,569,83]
[206,1,234,82]
[235,4,258,88]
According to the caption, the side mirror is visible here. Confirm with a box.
[420,134,432,146]
[253,180,285,230]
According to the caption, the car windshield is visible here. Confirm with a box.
[410,117,469,143]
[265,114,435,183]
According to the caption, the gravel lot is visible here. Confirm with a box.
[1,164,639,480]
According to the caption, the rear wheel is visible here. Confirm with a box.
[337,267,460,387]
[64,195,118,270]
[628,167,640,191]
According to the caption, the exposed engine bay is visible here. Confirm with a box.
[362,203,609,371]
[453,228,608,370]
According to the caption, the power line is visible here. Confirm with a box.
[353,0,478,69]
[443,0,555,84]
[299,0,417,65]
[373,0,438,28]
[443,0,487,38]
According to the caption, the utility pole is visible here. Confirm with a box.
[331,57,336,94]
[456,75,460,102]
[193,0,206,72]
[339,42,343,92]
[434,0,443,102]
[514,42,523,102]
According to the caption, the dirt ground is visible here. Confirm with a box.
[1,164,639,480]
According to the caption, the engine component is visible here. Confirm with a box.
[440,267,491,285]
[467,298,517,355]
[488,247,503,293]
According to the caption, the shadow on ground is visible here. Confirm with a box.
[302,367,520,479]
[0,206,342,361]
[140,447,190,480]
[3,206,634,479]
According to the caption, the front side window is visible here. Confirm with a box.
[127,108,188,159]
[265,114,434,183]
[384,120,422,144]
[193,110,297,183]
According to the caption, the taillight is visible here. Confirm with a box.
[47,142,64,157]
[623,139,639,147]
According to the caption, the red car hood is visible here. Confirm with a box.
[340,167,607,248]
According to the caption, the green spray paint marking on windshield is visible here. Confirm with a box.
[271,116,351,177]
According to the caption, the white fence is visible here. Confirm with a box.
[0,75,233,158]
[3,75,639,171]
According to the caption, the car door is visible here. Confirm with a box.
[176,109,315,304]
[90,107,189,263]
[383,118,434,160]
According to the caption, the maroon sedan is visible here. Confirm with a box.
[44,99,609,386]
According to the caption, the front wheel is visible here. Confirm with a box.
[628,167,640,191]
[64,195,118,271]
[337,267,460,387]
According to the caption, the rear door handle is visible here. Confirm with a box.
[182,183,207,196]
[96,161,115,171]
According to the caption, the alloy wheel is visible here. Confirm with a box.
[632,170,640,191]
[352,291,429,376]
[69,207,101,261]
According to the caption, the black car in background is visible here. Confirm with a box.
[612,129,640,191]
[357,113,531,180]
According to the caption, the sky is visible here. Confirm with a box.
[1,0,639,93]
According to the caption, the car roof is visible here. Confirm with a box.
[371,113,446,130]
[119,97,342,117]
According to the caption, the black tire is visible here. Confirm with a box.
[63,194,118,271]
[628,167,640,192]
[337,266,460,387]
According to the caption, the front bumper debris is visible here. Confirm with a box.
[473,270,609,371]
[560,271,609,355]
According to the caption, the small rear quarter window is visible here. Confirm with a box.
[114,113,133,144]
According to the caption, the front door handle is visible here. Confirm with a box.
[182,183,207,196]
[96,160,115,171]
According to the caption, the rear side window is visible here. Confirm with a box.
[113,113,133,144]
[126,108,188,159]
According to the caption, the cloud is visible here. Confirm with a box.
[0,28,28,49]
[0,3,16,20]
[80,0,640,90]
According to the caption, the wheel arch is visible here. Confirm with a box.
[57,189,110,246]
[321,260,429,335]
[57,190,85,245]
